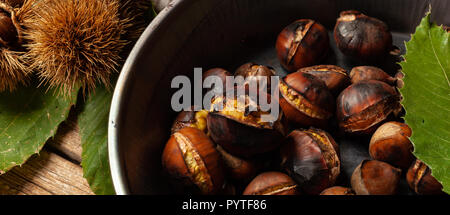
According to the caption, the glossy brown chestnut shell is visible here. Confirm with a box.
[276,19,329,72]
[280,128,340,195]
[334,10,392,59]
[162,127,225,194]
[0,10,18,48]
[369,122,414,169]
[216,145,261,184]
[406,159,443,195]
[207,89,286,158]
[279,71,335,128]
[299,65,350,95]
[202,68,233,95]
[350,66,397,86]
[235,62,276,92]
[336,80,402,135]
[171,109,209,134]
[243,172,300,195]
[351,160,401,195]
[320,186,355,195]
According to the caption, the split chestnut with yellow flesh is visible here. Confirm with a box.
[162,127,225,194]
[207,90,286,158]
[280,128,340,195]
[279,71,335,128]
[171,109,209,134]
[337,80,401,135]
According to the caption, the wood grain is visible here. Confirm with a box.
[0,150,93,195]
[46,109,83,163]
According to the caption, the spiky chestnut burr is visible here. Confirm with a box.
[0,1,32,92]
[24,0,128,95]
[119,0,154,44]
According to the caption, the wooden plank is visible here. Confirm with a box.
[46,109,82,163]
[0,150,93,195]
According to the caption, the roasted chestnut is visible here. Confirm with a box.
[281,128,340,195]
[334,10,392,59]
[320,186,355,195]
[350,66,397,86]
[207,88,286,158]
[202,68,233,95]
[336,80,402,134]
[162,127,225,194]
[351,160,401,195]
[171,109,209,134]
[216,145,261,184]
[276,19,329,72]
[299,65,350,95]
[243,172,300,195]
[406,159,443,195]
[235,62,276,92]
[369,122,414,169]
[279,71,335,128]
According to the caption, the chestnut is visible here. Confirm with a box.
[351,160,401,195]
[334,10,392,59]
[406,159,443,195]
[276,19,329,72]
[350,66,397,86]
[202,68,233,95]
[279,71,335,128]
[243,172,300,195]
[216,145,261,184]
[0,10,18,48]
[320,186,355,195]
[369,122,414,169]
[207,88,286,158]
[171,109,209,134]
[235,62,276,92]
[280,128,340,195]
[298,65,350,95]
[161,127,225,194]
[336,80,402,135]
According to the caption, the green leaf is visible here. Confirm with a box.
[399,12,450,193]
[0,84,76,173]
[79,86,115,195]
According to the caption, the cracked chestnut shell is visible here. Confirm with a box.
[337,80,402,135]
[334,10,392,59]
[203,68,233,95]
[320,186,355,195]
[162,127,225,194]
[235,62,276,92]
[207,89,286,158]
[281,128,340,195]
[350,66,397,86]
[276,19,329,72]
[369,122,414,169]
[243,172,300,195]
[351,160,401,195]
[406,159,443,195]
[171,109,209,134]
[299,65,350,96]
[279,71,335,128]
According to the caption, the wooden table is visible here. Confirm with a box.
[0,110,94,195]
